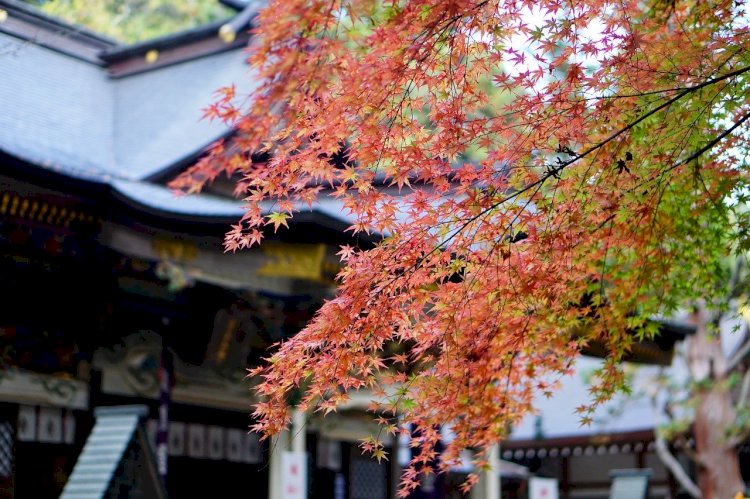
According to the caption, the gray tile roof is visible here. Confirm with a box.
[0,24,267,218]
[112,50,256,181]
[0,35,116,178]
[0,2,359,226]
[112,179,246,217]
[112,179,356,227]
[0,31,252,181]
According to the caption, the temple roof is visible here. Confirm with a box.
[0,0,281,223]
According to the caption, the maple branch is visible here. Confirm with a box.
[367,76,750,372]
[737,366,750,410]
[387,98,750,319]
[667,111,750,172]
[364,69,750,362]
[494,65,750,208]
[651,393,701,498]
[407,67,750,264]
[654,434,701,498]
[727,257,747,300]
[564,64,750,170]
[727,324,750,374]
[566,42,746,103]
[677,435,701,465]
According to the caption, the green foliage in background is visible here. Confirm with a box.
[28,0,233,43]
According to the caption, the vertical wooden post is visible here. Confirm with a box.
[269,430,288,499]
[470,445,500,499]
[292,409,306,454]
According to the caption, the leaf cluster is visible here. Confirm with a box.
[173,0,750,492]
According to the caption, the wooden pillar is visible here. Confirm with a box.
[390,439,402,499]
[269,430,288,499]
[487,445,501,499]
[636,445,645,468]
[470,445,500,499]
[292,408,306,454]
[269,410,307,499]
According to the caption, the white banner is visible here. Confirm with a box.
[17,405,36,442]
[529,477,559,499]
[169,421,185,456]
[225,429,242,462]
[242,431,262,464]
[281,451,307,499]
[37,407,62,443]
[208,426,224,460]
[188,424,205,458]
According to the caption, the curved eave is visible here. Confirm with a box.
[0,149,109,200]
[656,319,696,339]
[502,429,658,462]
[0,0,254,76]
[142,128,239,184]
[109,181,376,245]
[99,1,257,78]
[99,19,236,63]
[100,25,252,78]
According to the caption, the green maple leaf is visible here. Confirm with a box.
[266,212,290,232]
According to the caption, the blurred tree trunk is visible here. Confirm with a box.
[687,305,745,499]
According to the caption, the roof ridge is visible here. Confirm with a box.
[99,18,233,62]
[0,0,257,70]
[0,0,118,47]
